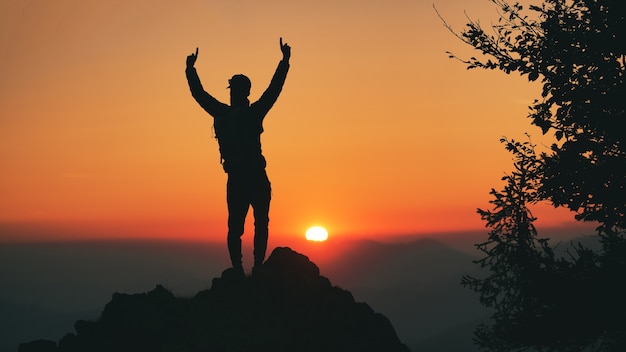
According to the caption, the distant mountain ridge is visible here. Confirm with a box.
[0,298,91,352]
[322,238,486,351]
[325,237,480,288]
[2,236,492,351]
[18,247,411,352]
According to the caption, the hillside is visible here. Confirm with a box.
[18,247,411,352]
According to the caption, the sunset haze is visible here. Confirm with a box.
[0,0,584,243]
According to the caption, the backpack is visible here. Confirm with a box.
[213,107,264,173]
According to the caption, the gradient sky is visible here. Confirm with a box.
[0,0,587,243]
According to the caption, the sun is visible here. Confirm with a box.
[305,226,329,242]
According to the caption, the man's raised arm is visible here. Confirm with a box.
[185,47,227,117]
[254,38,291,114]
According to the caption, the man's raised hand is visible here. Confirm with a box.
[280,38,290,62]
[187,47,199,68]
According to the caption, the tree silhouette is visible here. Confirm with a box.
[440,0,624,233]
[462,138,625,351]
[440,0,626,350]
[461,138,550,349]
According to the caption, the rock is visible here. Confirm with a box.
[18,339,57,352]
[21,247,411,352]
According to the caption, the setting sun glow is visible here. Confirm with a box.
[0,0,588,243]
[305,226,329,242]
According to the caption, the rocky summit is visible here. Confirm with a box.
[19,247,411,352]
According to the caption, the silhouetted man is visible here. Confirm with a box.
[186,38,290,274]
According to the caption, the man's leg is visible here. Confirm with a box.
[226,176,250,269]
[251,171,271,268]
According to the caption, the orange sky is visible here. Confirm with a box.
[0,0,588,243]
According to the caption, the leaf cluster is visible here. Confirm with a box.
[441,0,625,230]
[463,139,626,351]
[440,2,626,349]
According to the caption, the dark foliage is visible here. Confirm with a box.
[462,139,626,351]
[440,0,625,233]
[440,1,625,350]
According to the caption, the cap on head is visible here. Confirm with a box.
[227,74,251,94]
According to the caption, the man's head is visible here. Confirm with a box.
[228,74,251,104]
